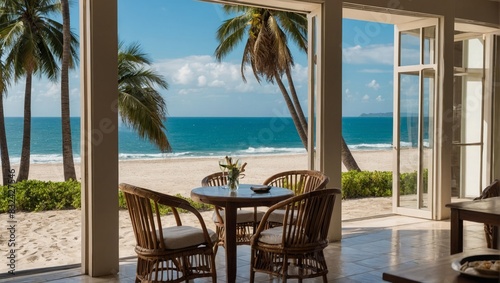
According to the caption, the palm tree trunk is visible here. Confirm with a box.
[16,72,33,182]
[342,136,361,171]
[284,70,361,171]
[0,94,11,185]
[285,70,308,135]
[61,0,76,180]
[274,73,308,148]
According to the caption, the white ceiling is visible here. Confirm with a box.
[201,0,499,33]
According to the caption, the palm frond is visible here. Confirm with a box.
[275,12,308,52]
[118,42,171,152]
[215,16,249,62]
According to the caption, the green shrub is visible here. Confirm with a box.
[0,180,81,212]
[0,169,427,213]
[341,170,392,199]
[340,170,428,199]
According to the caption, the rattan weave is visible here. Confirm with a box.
[249,188,341,282]
[119,183,217,282]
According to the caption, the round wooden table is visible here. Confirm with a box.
[191,184,294,283]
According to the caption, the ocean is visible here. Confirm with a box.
[3,117,398,164]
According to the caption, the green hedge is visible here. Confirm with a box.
[341,170,393,199]
[0,170,425,212]
[341,170,424,199]
[0,180,81,212]
[0,180,211,213]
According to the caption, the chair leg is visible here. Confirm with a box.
[282,255,288,283]
[213,242,219,255]
[493,225,499,249]
[249,250,257,283]
[211,254,217,283]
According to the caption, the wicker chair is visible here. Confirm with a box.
[473,179,500,249]
[119,183,217,282]
[262,170,330,227]
[249,188,341,283]
[201,172,264,254]
[263,170,329,195]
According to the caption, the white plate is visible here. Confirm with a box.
[451,254,500,279]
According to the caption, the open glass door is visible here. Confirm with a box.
[451,35,485,198]
[393,19,438,218]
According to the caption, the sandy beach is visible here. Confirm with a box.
[1,151,393,273]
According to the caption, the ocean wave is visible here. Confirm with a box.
[8,142,399,164]
[238,147,306,155]
[10,154,83,164]
[349,143,393,150]
[347,141,425,150]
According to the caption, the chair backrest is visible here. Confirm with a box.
[475,179,500,200]
[260,188,340,246]
[202,172,227,187]
[119,183,203,250]
[263,170,329,195]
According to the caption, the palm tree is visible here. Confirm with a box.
[0,0,73,181]
[118,41,171,152]
[60,0,78,180]
[215,5,360,171]
[0,49,12,186]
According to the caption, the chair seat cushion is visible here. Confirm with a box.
[212,209,264,224]
[258,226,307,245]
[159,226,217,249]
[267,209,296,224]
[258,226,283,244]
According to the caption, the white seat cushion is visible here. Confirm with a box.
[258,226,284,245]
[258,226,307,245]
[267,209,296,224]
[159,226,218,249]
[212,209,263,224]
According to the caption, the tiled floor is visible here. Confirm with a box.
[1,214,487,282]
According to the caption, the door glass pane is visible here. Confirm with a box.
[423,26,436,64]
[399,72,419,209]
[461,79,482,143]
[452,38,484,198]
[400,29,420,66]
[467,38,484,68]
[460,145,482,198]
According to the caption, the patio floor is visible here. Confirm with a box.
[1,214,487,282]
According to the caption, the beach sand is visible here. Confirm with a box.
[1,151,393,273]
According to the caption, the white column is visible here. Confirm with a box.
[80,0,119,276]
[317,0,343,241]
[435,1,453,220]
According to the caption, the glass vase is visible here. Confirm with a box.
[227,169,240,191]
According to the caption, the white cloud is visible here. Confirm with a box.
[197,75,207,86]
[362,94,370,102]
[376,95,384,102]
[342,44,394,65]
[173,64,194,84]
[367,80,380,90]
[209,80,225,87]
[344,88,356,102]
[360,69,391,73]
[37,82,60,99]
[154,55,308,97]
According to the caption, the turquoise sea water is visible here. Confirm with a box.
[3,117,398,164]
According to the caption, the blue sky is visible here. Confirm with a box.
[3,0,395,118]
